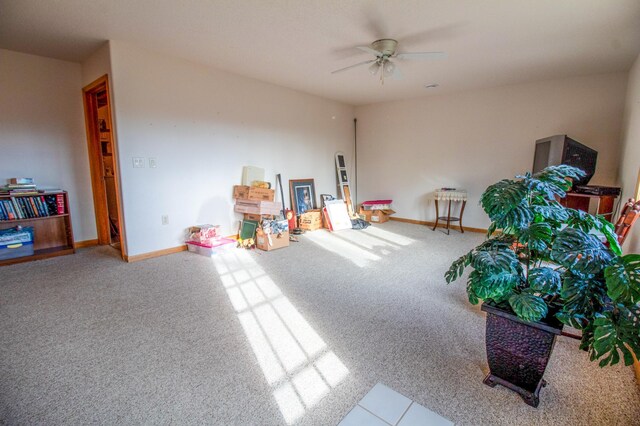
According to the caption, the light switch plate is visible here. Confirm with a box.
[133,157,145,168]
[149,157,157,168]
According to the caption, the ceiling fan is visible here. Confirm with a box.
[331,39,446,84]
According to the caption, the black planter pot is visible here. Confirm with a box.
[481,301,563,407]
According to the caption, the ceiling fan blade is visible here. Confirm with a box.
[395,52,447,60]
[331,59,376,74]
[356,46,383,57]
[392,64,403,81]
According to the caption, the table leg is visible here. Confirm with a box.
[432,199,439,231]
[459,200,466,233]
[446,200,452,235]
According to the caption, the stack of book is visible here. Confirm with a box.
[0,178,39,195]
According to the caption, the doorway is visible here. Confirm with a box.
[82,75,126,258]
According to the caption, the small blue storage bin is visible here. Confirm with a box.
[0,226,34,260]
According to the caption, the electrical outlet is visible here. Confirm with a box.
[133,157,145,168]
[149,157,157,168]
[161,215,169,225]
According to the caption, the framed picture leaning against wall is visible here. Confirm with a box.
[289,179,316,216]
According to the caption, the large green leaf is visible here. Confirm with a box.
[566,209,622,256]
[472,249,519,274]
[560,274,606,316]
[445,251,472,284]
[601,221,622,256]
[480,180,532,229]
[551,227,613,276]
[532,202,570,222]
[519,222,552,252]
[500,205,535,231]
[604,254,640,304]
[531,165,585,197]
[468,270,518,302]
[508,292,548,323]
[528,267,561,294]
[591,310,640,367]
[556,310,589,330]
[466,279,480,305]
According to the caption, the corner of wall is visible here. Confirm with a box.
[619,54,640,254]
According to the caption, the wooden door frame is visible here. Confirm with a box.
[82,75,127,259]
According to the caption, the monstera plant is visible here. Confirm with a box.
[445,165,640,406]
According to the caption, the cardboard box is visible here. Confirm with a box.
[233,185,275,201]
[371,209,396,223]
[186,238,235,256]
[234,200,282,215]
[256,230,289,251]
[359,207,395,224]
[243,213,262,222]
[233,185,248,199]
[299,209,323,231]
[244,213,275,222]
[358,208,373,222]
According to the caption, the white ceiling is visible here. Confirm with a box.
[1,0,639,106]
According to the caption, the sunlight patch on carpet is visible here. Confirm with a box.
[213,250,349,424]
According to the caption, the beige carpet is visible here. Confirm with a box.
[1,221,639,425]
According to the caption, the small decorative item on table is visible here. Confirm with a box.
[433,188,467,234]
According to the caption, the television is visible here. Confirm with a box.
[532,135,597,187]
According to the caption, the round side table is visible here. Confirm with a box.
[432,189,467,235]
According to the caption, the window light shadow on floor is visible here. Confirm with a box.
[304,227,415,267]
[330,229,401,252]
[213,250,349,424]
[361,226,414,246]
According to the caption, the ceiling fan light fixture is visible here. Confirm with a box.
[383,60,396,77]
[368,61,381,75]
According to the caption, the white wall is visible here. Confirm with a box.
[82,42,111,86]
[0,49,96,242]
[108,41,355,256]
[618,54,640,253]
[355,73,628,229]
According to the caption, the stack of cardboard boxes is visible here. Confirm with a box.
[233,185,282,218]
[233,185,289,251]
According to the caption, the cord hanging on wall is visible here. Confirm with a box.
[353,118,357,208]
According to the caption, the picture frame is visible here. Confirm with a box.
[239,220,258,240]
[289,179,317,217]
[320,194,334,208]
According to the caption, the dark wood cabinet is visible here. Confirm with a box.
[559,192,617,222]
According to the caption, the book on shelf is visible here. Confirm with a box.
[0,187,39,196]
[6,184,36,189]
[56,194,65,214]
[0,200,15,220]
[10,198,22,219]
[0,193,66,221]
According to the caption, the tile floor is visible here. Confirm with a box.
[338,383,453,426]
